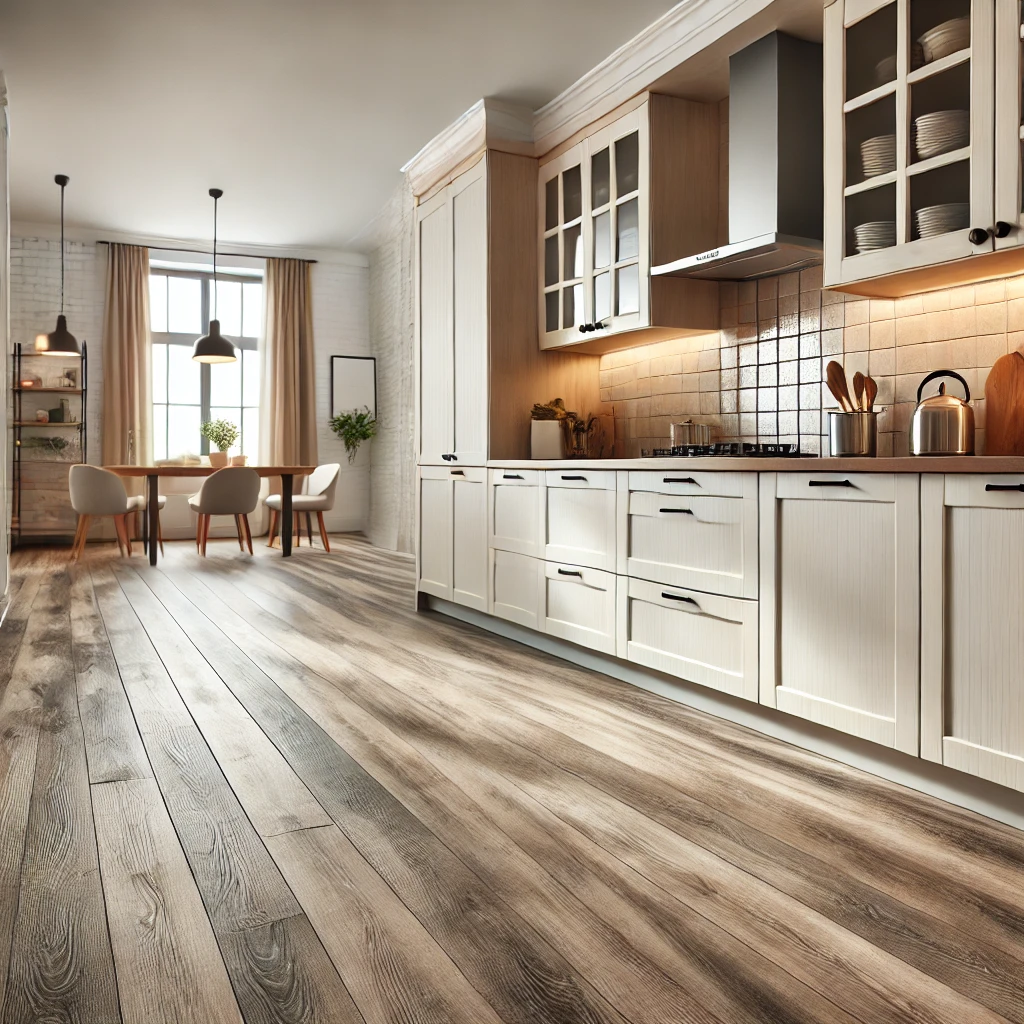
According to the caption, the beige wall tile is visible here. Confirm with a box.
[975,279,1006,304]
[948,336,977,368]
[869,348,896,376]
[870,298,895,321]
[845,299,869,326]
[922,290,950,312]
[978,333,1009,366]
[977,302,1007,335]
[895,313,929,346]
[869,319,895,349]
[845,323,869,351]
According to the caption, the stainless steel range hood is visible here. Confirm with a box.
[653,32,824,282]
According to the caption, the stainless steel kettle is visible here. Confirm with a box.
[910,370,975,456]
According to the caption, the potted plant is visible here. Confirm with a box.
[200,418,239,468]
[329,406,377,463]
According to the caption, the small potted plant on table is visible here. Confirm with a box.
[200,418,239,468]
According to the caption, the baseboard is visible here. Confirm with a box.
[424,597,1024,832]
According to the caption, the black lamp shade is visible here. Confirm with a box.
[192,319,237,363]
[35,314,80,356]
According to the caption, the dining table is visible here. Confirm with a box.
[106,464,316,566]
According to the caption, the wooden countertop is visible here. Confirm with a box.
[485,456,1024,473]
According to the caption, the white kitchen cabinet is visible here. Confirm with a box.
[537,94,719,354]
[542,561,617,655]
[920,474,1024,792]
[417,466,487,611]
[490,549,543,630]
[617,577,759,701]
[489,469,543,556]
[617,470,758,599]
[995,0,1024,250]
[759,472,920,754]
[823,0,999,291]
[417,160,487,466]
[544,470,617,572]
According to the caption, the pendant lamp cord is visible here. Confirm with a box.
[59,179,65,316]
[212,191,218,320]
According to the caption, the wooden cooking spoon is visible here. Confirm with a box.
[853,371,865,411]
[826,360,854,412]
[864,375,878,412]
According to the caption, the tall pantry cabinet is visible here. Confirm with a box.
[415,149,599,610]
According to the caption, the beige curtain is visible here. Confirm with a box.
[259,258,318,470]
[102,244,151,492]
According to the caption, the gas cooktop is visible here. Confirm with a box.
[650,442,809,458]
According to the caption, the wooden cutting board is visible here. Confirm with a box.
[985,350,1024,455]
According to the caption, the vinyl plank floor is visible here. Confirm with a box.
[1,537,1023,1024]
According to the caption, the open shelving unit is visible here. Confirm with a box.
[11,340,88,544]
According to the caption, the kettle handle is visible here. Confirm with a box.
[917,369,971,405]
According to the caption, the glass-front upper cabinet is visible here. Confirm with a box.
[824,0,996,288]
[995,0,1024,249]
[540,144,587,347]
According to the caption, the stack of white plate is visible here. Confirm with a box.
[873,44,925,85]
[861,134,897,178]
[854,221,897,253]
[918,17,970,63]
[913,110,969,159]
[915,202,970,238]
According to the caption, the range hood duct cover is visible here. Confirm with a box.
[653,32,824,282]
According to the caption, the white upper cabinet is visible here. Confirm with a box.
[537,95,720,354]
[824,0,1005,292]
[995,0,1024,250]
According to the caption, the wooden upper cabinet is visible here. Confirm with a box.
[537,95,720,354]
[822,0,1024,295]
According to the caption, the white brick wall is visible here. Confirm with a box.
[367,180,416,554]
[9,236,372,537]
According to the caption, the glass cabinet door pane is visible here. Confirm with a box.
[563,165,582,222]
[617,198,639,261]
[594,272,611,322]
[563,284,584,329]
[545,178,559,231]
[544,236,559,287]
[845,4,898,102]
[616,265,639,316]
[545,292,560,333]
[592,147,610,208]
[593,210,611,269]
[563,225,583,279]
[615,132,640,196]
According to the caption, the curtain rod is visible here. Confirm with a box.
[96,240,317,263]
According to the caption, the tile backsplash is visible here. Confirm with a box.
[599,266,1024,457]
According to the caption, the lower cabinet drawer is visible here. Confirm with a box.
[490,550,542,631]
[545,475,617,572]
[543,562,617,655]
[617,577,758,701]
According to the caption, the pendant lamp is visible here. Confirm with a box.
[34,174,81,356]
[192,187,237,363]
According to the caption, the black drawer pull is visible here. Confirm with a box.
[449,453,458,461]
[441,453,452,462]
[450,469,464,476]
[561,475,587,482]
[557,568,583,577]
[985,483,1024,492]
[808,479,854,488]
[663,477,699,485]
[662,592,701,609]
[503,473,524,480]
[659,508,694,515]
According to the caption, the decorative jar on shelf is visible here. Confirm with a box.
[209,451,230,469]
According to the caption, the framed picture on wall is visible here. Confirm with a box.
[330,355,376,418]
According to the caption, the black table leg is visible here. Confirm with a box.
[281,474,294,557]
[148,474,159,567]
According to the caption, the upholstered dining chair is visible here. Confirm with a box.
[68,465,151,561]
[188,467,261,556]
[264,463,340,552]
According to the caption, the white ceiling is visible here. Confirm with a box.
[0,0,681,253]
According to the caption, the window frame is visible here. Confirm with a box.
[149,268,263,459]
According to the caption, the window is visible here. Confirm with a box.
[149,270,263,461]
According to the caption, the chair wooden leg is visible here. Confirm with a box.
[70,515,89,562]
[305,513,314,546]
[201,515,210,556]
[317,512,330,553]
[113,515,128,558]
[267,509,279,548]
[234,514,245,551]
[242,514,253,555]
[196,514,205,555]
[124,517,133,557]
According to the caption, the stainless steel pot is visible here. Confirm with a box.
[910,369,975,456]
[670,420,711,447]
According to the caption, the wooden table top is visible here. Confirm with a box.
[106,465,316,477]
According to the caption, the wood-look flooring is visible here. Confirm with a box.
[2,536,1024,1024]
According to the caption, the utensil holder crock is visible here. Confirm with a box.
[829,411,877,457]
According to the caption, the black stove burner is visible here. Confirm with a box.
[651,442,803,458]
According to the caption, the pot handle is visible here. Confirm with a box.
[917,369,971,405]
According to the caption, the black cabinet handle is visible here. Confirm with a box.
[449,453,458,461]
[659,508,694,515]
[664,477,699,485]
[661,592,701,609]
[985,483,1024,492]
[441,453,451,462]
[561,475,587,481]
[808,479,854,488]
[450,469,464,476]
[557,568,583,577]
[503,474,524,480]
[995,221,1015,239]
[969,227,990,246]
